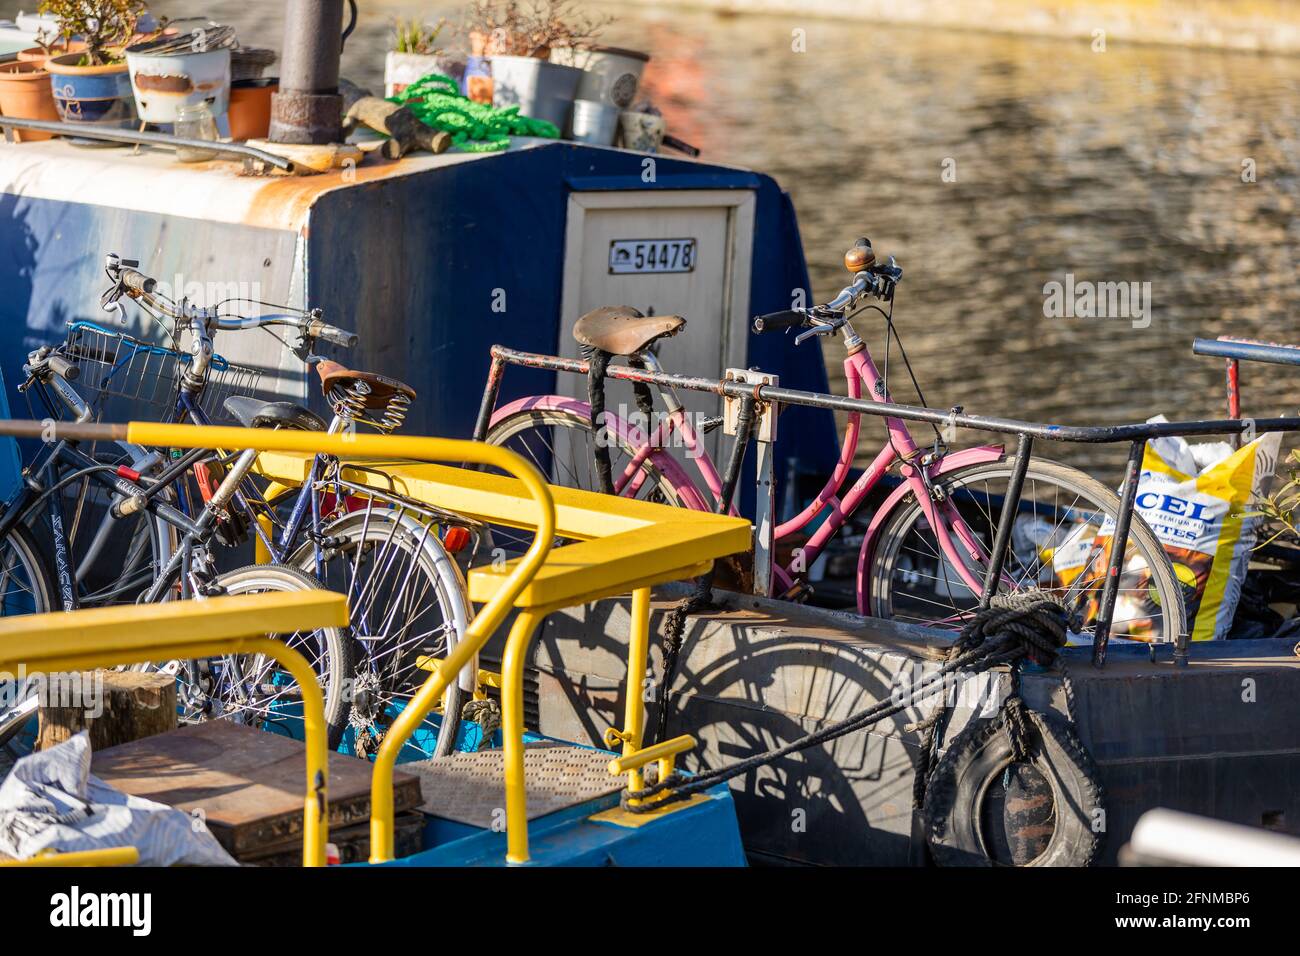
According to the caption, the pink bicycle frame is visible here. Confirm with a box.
[489,341,1006,612]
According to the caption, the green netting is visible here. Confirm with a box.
[388,73,562,153]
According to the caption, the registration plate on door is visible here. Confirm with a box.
[608,238,696,274]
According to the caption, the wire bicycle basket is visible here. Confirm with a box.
[61,320,262,424]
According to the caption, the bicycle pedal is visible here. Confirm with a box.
[781,580,813,604]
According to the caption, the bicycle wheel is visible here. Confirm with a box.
[0,520,59,750]
[168,563,354,748]
[484,406,690,552]
[293,505,472,759]
[867,458,1187,644]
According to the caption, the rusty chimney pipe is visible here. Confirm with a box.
[269,0,345,144]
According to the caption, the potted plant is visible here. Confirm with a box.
[40,0,150,134]
[0,59,62,140]
[472,0,607,131]
[16,29,86,67]
[386,17,463,98]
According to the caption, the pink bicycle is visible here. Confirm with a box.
[478,240,1185,644]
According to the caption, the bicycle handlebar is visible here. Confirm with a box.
[751,267,893,337]
[752,309,808,334]
[46,353,80,382]
[120,268,156,295]
[103,254,360,349]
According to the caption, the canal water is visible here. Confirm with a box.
[18,1,1300,474]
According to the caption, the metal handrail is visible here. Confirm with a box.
[0,117,296,172]
[114,422,558,866]
[481,345,1300,444]
[0,847,141,867]
[254,449,751,863]
[1193,336,1300,368]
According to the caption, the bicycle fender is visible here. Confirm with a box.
[490,395,711,511]
[855,444,1006,615]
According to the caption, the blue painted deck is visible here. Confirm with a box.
[371,782,746,868]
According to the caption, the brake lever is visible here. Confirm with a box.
[794,321,835,345]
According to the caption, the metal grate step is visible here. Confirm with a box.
[401,742,621,829]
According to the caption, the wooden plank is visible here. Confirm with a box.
[91,721,421,858]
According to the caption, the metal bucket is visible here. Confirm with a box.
[126,46,231,124]
[550,45,649,110]
[489,55,581,130]
[568,99,620,146]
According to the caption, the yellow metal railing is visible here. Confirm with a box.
[254,445,751,864]
[0,847,141,867]
[0,418,750,866]
[115,422,557,866]
[0,418,555,866]
[0,589,348,866]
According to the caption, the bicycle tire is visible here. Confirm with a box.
[484,406,689,508]
[291,507,472,759]
[175,563,354,748]
[867,458,1187,644]
[0,519,60,748]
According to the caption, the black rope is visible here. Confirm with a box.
[628,591,1071,812]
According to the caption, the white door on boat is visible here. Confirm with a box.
[558,189,756,466]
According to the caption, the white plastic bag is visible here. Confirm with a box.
[0,731,237,866]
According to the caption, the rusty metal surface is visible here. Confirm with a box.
[401,741,621,828]
[269,90,343,145]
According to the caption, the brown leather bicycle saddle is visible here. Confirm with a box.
[572,306,686,356]
[315,360,417,409]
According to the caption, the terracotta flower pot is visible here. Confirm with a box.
[0,61,61,141]
[227,77,277,141]
[16,40,87,68]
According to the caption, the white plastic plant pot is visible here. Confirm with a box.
[550,45,649,110]
[127,46,231,124]
[489,55,581,130]
[385,51,464,98]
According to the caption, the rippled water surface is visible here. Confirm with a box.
[20,1,1300,473]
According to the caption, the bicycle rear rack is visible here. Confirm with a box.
[478,342,1300,669]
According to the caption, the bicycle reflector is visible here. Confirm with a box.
[443,526,471,553]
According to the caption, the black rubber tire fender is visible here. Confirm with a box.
[923,709,1104,867]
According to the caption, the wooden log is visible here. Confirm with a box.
[36,670,176,753]
[344,96,452,159]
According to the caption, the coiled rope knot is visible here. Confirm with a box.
[950,591,1071,670]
